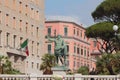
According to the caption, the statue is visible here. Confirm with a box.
[47,35,67,66]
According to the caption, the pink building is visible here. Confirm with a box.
[45,20,99,71]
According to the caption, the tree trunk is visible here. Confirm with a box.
[107,65,115,75]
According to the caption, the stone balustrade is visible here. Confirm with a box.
[0,74,118,80]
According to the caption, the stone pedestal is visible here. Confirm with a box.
[52,66,68,75]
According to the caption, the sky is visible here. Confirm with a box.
[45,0,104,27]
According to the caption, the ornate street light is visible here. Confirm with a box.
[113,25,119,31]
[113,25,119,36]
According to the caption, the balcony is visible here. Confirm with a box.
[4,45,26,57]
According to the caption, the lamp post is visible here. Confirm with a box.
[113,25,119,35]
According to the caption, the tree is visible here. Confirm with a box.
[87,0,120,75]
[92,0,120,24]
[0,55,21,74]
[40,54,56,74]
[96,53,120,75]
[86,22,120,54]
[77,66,89,75]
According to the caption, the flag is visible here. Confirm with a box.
[25,46,29,56]
[20,39,28,48]
[20,39,29,56]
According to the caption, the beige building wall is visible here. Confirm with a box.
[0,0,45,74]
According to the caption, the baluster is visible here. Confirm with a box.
[37,77,39,80]
[12,77,15,80]
[5,77,8,80]
[15,77,19,80]
[9,77,12,80]
[20,77,23,80]
[48,77,50,80]
[2,77,5,80]
[39,77,42,80]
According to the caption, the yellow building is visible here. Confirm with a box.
[0,0,45,74]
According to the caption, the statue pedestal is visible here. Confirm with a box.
[52,66,68,75]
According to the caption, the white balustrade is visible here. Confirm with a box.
[0,74,118,80]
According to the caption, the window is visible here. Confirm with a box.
[20,37,23,45]
[0,11,2,24]
[36,27,39,37]
[6,33,10,46]
[64,27,68,36]
[74,28,75,35]
[0,31,2,46]
[37,63,39,69]
[31,25,34,35]
[84,32,86,39]
[13,17,16,28]
[48,27,51,36]
[31,8,34,18]
[80,30,82,37]
[48,44,51,54]
[87,48,89,57]
[5,14,9,26]
[74,45,76,53]
[77,47,80,54]
[25,5,28,16]
[26,61,28,68]
[36,11,39,20]
[31,62,34,68]
[25,22,28,34]
[19,2,22,13]
[32,41,34,54]
[74,61,76,67]
[67,45,69,53]
[77,62,80,67]
[19,20,22,31]
[13,35,16,48]
[81,48,83,55]
[37,43,39,54]
[84,47,86,56]
[77,29,79,36]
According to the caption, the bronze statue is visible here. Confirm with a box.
[47,35,67,66]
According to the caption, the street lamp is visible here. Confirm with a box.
[113,25,119,35]
[113,25,119,31]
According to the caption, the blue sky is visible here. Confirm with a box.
[45,0,103,27]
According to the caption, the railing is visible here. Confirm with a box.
[0,74,119,80]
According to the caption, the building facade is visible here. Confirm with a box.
[0,0,45,74]
[45,19,97,71]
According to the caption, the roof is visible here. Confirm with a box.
[45,20,85,30]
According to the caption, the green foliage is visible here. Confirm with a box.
[92,0,120,24]
[86,21,120,54]
[90,0,120,75]
[96,53,120,75]
[40,53,56,74]
[0,55,21,74]
[52,75,63,80]
[77,66,89,75]
[66,69,74,75]
[86,22,114,40]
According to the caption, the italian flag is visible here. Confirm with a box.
[20,39,29,56]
